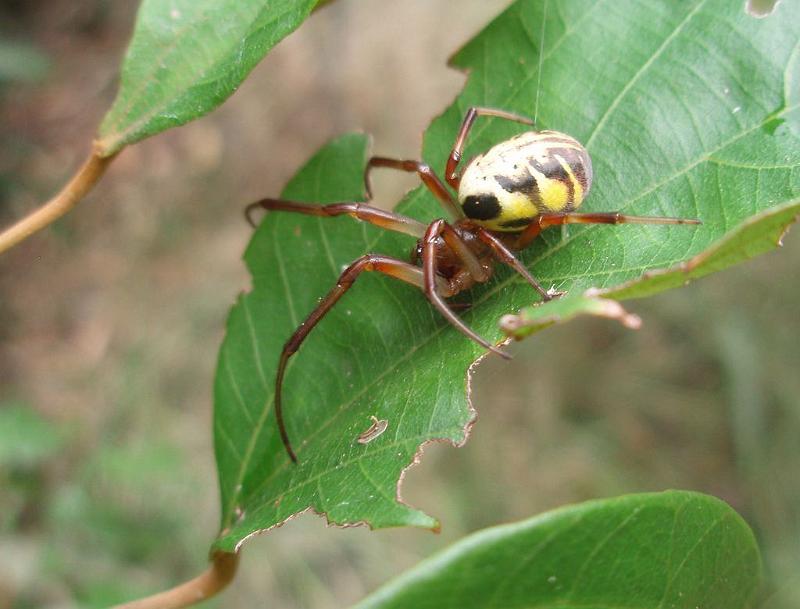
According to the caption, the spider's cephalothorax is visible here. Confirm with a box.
[245,106,701,462]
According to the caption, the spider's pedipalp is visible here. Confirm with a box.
[422,219,510,360]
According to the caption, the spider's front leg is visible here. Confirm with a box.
[274,220,510,462]
[274,254,439,462]
[472,227,555,300]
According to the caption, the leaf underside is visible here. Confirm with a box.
[213,0,800,552]
[353,491,761,609]
[97,0,319,155]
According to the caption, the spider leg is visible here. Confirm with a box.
[510,211,701,250]
[422,219,510,361]
[437,221,491,283]
[364,157,463,220]
[473,227,554,300]
[275,254,445,462]
[245,198,427,238]
[445,106,535,190]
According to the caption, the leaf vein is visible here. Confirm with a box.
[584,0,708,149]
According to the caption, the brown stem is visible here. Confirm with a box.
[0,144,117,255]
[111,552,239,609]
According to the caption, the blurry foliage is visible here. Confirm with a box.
[0,41,49,85]
[0,400,205,606]
[0,402,62,469]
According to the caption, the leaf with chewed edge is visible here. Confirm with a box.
[213,0,800,552]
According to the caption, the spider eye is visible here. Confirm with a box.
[462,194,501,220]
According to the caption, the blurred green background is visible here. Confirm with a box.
[0,1,797,608]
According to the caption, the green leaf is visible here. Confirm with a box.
[213,0,800,552]
[500,289,642,340]
[352,492,761,609]
[96,0,319,155]
[214,134,447,554]
[600,199,800,300]
[506,199,800,337]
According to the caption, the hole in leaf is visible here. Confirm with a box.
[745,0,781,18]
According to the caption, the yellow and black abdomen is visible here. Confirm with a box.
[457,130,593,232]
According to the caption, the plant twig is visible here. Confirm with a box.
[111,552,239,609]
[0,144,117,255]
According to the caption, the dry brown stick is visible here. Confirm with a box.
[111,552,239,609]
[0,144,117,255]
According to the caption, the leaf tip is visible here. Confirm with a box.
[500,292,643,340]
[582,288,643,329]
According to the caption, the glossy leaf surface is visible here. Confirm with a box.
[213,0,800,551]
[353,492,761,609]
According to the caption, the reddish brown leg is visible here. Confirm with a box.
[507,218,544,251]
[438,222,490,283]
[445,107,534,190]
[365,157,462,220]
[245,198,427,238]
[275,254,441,462]
[510,211,701,250]
[422,219,510,361]
[474,227,554,300]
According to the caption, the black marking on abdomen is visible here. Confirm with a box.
[462,194,502,220]
[495,172,536,195]
[494,166,544,210]
[530,150,575,205]
[499,217,535,229]
[570,157,589,192]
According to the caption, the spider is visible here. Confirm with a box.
[245,107,701,462]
